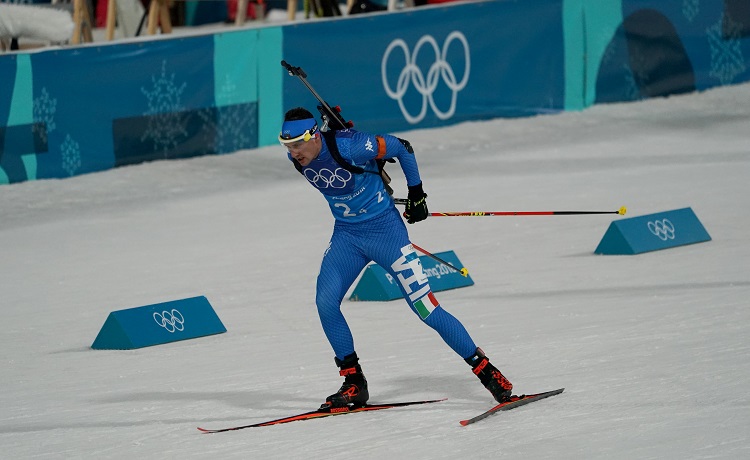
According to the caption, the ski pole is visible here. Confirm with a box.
[394,199,627,216]
[411,243,469,277]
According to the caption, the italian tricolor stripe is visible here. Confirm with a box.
[414,292,439,319]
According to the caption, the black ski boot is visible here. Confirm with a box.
[465,348,513,403]
[320,352,369,410]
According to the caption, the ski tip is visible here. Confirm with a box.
[459,420,470,426]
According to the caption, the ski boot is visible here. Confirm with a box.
[320,352,369,410]
[465,348,513,403]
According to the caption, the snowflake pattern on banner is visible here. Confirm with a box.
[707,15,747,85]
[682,0,700,23]
[61,134,82,176]
[33,87,57,145]
[217,74,238,107]
[195,105,257,155]
[216,104,256,153]
[197,72,257,154]
[140,61,188,155]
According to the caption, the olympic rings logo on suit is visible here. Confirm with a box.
[304,167,353,189]
[381,31,471,124]
[647,219,675,240]
[153,309,185,333]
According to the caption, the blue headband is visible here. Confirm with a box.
[279,118,318,144]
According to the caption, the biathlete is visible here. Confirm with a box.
[279,107,513,409]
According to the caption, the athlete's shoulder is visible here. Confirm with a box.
[344,130,383,157]
[329,128,358,141]
[322,129,355,153]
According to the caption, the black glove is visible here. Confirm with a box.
[403,182,428,224]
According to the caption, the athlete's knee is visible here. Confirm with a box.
[410,291,442,323]
[422,305,447,325]
[315,286,341,315]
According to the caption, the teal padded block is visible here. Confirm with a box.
[91,296,226,349]
[349,251,474,301]
[595,207,711,255]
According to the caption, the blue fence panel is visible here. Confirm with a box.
[623,1,750,88]
[2,0,750,185]
[22,37,217,179]
[1,54,35,184]
[282,0,566,134]
[595,0,750,102]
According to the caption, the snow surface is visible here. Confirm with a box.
[2,82,749,459]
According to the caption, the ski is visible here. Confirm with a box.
[198,398,446,433]
[459,388,564,426]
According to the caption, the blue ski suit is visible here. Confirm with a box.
[290,128,478,360]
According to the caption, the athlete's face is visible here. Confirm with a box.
[286,135,321,167]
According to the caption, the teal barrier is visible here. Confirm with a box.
[350,250,473,301]
[91,296,226,349]
[0,28,282,184]
[1,0,749,184]
[283,0,566,134]
[594,207,711,255]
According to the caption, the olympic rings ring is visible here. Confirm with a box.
[647,219,676,241]
[153,309,185,333]
[304,167,352,189]
[382,31,471,124]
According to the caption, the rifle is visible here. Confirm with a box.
[281,61,353,132]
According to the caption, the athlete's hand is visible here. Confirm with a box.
[403,182,428,224]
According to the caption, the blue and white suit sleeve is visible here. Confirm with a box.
[348,131,422,187]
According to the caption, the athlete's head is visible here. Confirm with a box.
[280,108,321,167]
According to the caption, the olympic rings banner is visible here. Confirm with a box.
[282,0,566,134]
[1,0,749,184]
[594,208,712,255]
[91,296,226,350]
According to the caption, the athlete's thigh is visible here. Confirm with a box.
[364,211,430,304]
[317,226,370,303]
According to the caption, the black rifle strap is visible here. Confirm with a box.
[322,130,366,174]
[292,130,368,175]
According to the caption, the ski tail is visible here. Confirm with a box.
[198,398,447,433]
[459,388,564,426]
